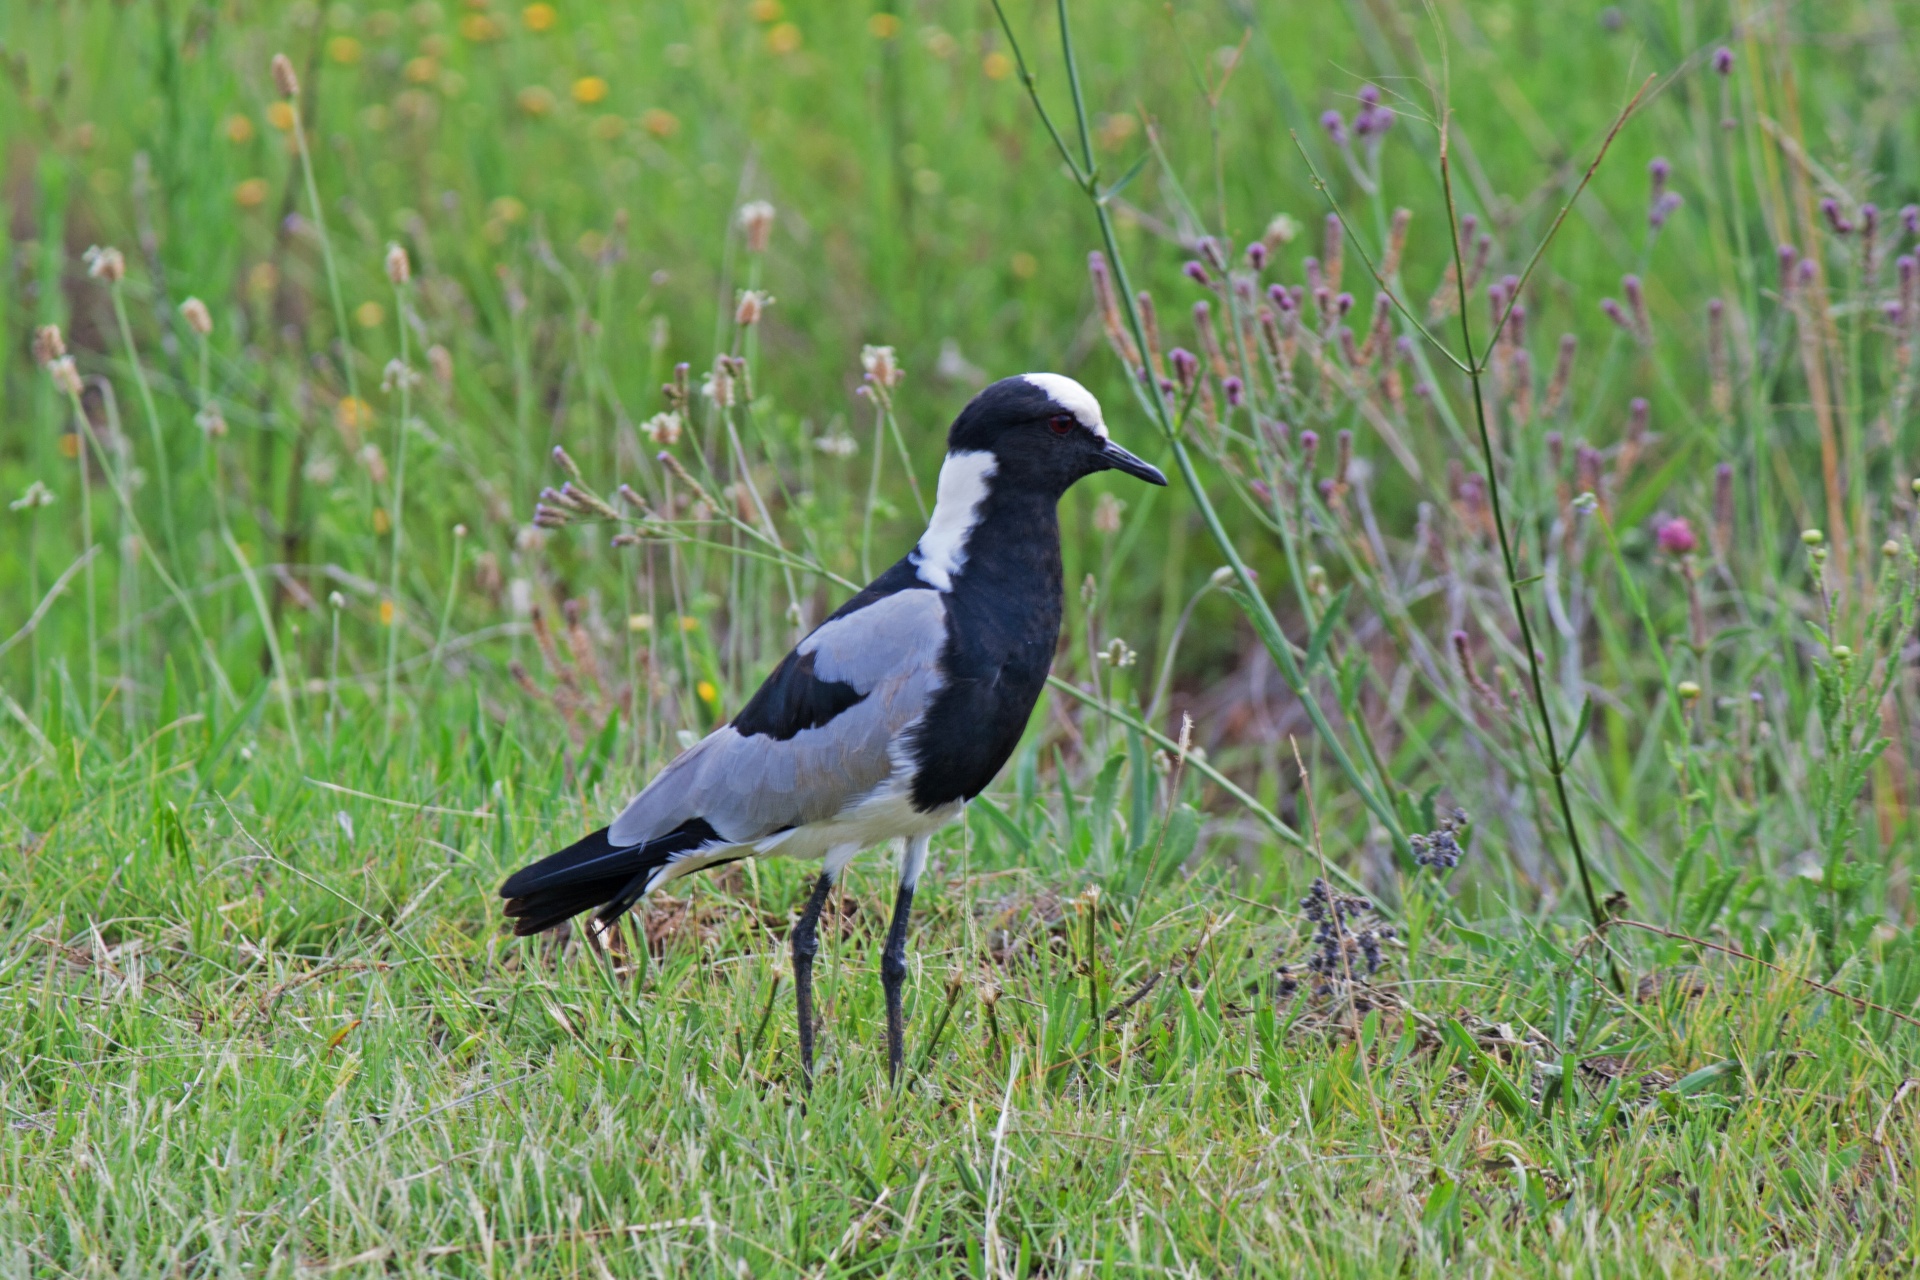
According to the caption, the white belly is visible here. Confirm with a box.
[651,772,961,892]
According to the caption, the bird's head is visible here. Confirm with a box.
[944,373,1167,496]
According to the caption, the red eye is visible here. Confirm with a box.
[1048,414,1075,435]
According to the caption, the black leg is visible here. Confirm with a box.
[881,881,915,1087]
[791,870,836,1089]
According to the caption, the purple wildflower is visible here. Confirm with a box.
[1657,516,1697,556]
[1651,191,1683,230]
[1320,110,1348,147]
[1712,46,1733,75]
[1169,347,1199,390]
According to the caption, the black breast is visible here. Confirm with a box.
[908,490,1064,811]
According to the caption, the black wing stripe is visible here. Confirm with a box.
[730,648,866,741]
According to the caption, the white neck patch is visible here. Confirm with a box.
[1022,372,1108,439]
[912,450,996,591]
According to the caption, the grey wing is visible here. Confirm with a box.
[608,589,948,847]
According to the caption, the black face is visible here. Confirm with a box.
[946,376,1167,495]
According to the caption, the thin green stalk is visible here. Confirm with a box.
[327,595,343,750]
[860,391,886,582]
[425,524,468,694]
[1435,117,1608,937]
[106,278,180,565]
[73,407,98,713]
[287,91,360,408]
[385,263,413,736]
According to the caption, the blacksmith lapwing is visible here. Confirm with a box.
[500,373,1166,1085]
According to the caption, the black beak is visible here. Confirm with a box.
[1098,439,1168,486]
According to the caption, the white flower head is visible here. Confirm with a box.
[642,411,683,446]
[701,362,734,409]
[736,200,776,252]
[10,480,56,511]
[860,344,902,389]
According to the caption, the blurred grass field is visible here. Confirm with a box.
[6,0,1920,1274]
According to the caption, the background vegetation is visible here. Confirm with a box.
[3,0,1919,1273]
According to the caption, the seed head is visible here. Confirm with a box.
[1183,260,1211,288]
[428,344,454,390]
[551,445,582,480]
[384,242,411,285]
[1545,333,1577,416]
[1622,274,1650,338]
[271,52,300,99]
[642,411,682,446]
[733,289,772,326]
[1263,213,1299,246]
[84,245,125,284]
[32,325,66,366]
[1903,205,1920,237]
[737,200,776,253]
[1820,198,1852,236]
[1650,191,1682,230]
[1713,463,1734,553]
[1677,680,1702,699]
[47,357,83,396]
[196,404,229,437]
[1168,347,1199,392]
[1245,241,1268,272]
[860,344,902,389]
[702,361,735,409]
[1223,375,1244,408]
[10,480,57,511]
[1410,808,1468,870]
[180,296,213,336]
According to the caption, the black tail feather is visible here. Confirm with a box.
[500,820,722,937]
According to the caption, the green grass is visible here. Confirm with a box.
[4,0,1920,1273]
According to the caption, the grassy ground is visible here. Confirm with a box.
[4,0,1920,1274]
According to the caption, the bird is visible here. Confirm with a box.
[499,372,1166,1086]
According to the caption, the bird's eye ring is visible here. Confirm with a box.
[1047,413,1075,436]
